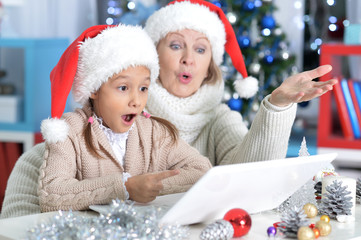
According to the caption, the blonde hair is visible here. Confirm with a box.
[202,58,222,85]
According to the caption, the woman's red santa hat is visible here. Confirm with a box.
[145,0,258,99]
[41,24,159,144]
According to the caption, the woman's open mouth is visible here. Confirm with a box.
[179,72,192,84]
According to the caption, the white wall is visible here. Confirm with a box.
[1,0,97,41]
[274,0,305,71]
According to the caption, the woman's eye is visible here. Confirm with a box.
[196,48,205,54]
[170,43,181,50]
[118,86,127,91]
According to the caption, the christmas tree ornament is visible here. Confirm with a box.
[298,137,310,157]
[313,228,320,238]
[315,220,331,236]
[237,35,251,48]
[320,178,355,219]
[309,223,315,229]
[273,27,283,36]
[200,219,234,240]
[357,178,361,203]
[222,86,232,102]
[249,61,261,75]
[267,226,277,237]
[320,215,330,223]
[226,12,238,25]
[261,15,276,29]
[303,203,318,218]
[243,0,256,11]
[263,54,274,64]
[227,97,243,111]
[223,208,252,237]
[297,226,315,240]
[278,207,310,238]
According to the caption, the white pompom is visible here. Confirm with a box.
[233,75,259,99]
[40,118,69,144]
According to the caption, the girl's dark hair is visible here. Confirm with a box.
[83,100,179,158]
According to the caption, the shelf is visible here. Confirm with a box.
[317,43,361,155]
[0,38,70,133]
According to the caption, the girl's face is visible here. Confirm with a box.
[91,66,150,133]
[156,29,212,98]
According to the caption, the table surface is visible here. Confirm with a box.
[1,205,360,240]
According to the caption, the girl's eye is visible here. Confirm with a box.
[118,86,127,91]
[140,86,148,92]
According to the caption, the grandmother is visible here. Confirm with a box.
[144,0,336,165]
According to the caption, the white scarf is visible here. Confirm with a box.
[145,81,224,144]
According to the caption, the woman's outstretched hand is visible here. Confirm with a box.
[269,65,337,107]
[125,169,180,203]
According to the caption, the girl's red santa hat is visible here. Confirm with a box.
[144,0,258,99]
[41,24,159,144]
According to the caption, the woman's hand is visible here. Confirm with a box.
[125,169,180,203]
[269,65,337,107]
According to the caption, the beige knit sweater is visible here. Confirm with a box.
[38,106,211,212]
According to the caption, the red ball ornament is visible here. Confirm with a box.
[223,208,252,237]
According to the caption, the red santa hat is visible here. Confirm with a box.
[41,24,159,143]
[144,0,258,99]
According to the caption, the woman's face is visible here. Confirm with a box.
[90,66,150,133]
[156,29,212,98]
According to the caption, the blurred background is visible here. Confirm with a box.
[0,0,360,209]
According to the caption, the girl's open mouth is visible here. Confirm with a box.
[122,114,136,125]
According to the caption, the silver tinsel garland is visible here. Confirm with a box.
[26,199,189,240]
[199,219,234,240]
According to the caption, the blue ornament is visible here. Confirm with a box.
[211,0,222,8]
[243,0,255,11]
[228,98,243,111]
[263,54,274,64]
[261,15,276,29]
[238,35,251,48]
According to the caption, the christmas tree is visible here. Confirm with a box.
[216,0,297,120]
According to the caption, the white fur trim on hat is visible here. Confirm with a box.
[41,118,69,144]
[73,24,159,105]
[145,1,226,66]
[233,75,259,99]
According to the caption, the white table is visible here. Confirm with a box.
[1,205,361,240]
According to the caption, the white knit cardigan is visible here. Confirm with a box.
[145,81,297,166]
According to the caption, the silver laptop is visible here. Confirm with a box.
[90,153,337,225]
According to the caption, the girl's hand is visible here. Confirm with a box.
[125,169,180,203]
[269,65,337,107]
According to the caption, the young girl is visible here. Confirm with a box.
[38,24,212,212]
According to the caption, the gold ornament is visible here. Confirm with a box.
[297,226,315,240]
[303,203,318,218]
[315,220,332,236]
[320,215,330,223]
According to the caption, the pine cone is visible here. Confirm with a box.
[320,180,353,219]
[200,219,234,240]
[278,207,309,238]
[356,178,361,204]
